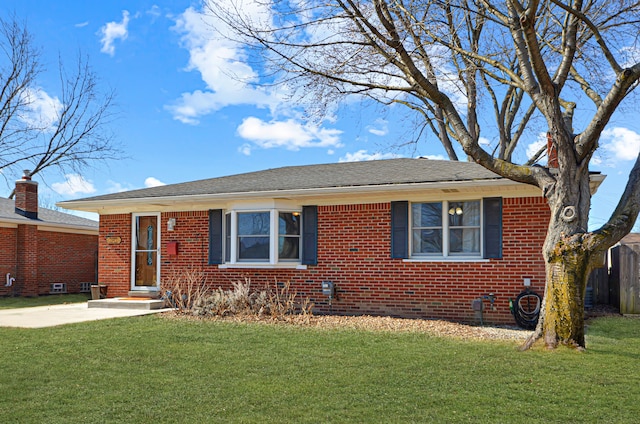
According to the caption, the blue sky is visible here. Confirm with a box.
[3,1,640,230]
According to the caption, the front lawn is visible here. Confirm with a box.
[0,314,637,423]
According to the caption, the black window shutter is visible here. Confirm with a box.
[209,209,223,265]
[483,197,502,259]
[391,201,409,259]
[302,205,318,265]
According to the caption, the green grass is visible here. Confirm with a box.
[0,315,638,423]
[0,293,90,309]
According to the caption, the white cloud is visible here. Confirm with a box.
[479,137,491,146]
[106,177,167,193]
[602,127,640,161]
[620,46,640,68]
[339,150,403,162]
[147,5,161,20]
[367,119,389,136]
[75,21,89,28]
[144,177,166,187]
[20,87,63,131]
[167,7,279,124]
[526,133,548,162]
[238,144,252,156]
[99,10,130,56]
[105,180,131,193]
[237,117,343,151]
[51,174,96,196]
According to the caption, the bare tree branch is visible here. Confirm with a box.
[0,16,120,196]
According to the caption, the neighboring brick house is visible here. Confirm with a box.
[59,158,605,324]
[0,173,99,297]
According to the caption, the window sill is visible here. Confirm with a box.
[403,258,490,263]
[218,263,308,270]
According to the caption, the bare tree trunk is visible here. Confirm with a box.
[541,245,590,349]
[521,234,592,350]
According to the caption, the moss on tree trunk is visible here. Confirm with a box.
[541,247,589,349]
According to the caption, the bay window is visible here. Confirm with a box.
[278,212,301,260]
[220,209,301,264]
[237,211,270,260]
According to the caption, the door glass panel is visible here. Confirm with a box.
[134,215,158,287]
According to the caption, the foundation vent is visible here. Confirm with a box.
[49,283,67,294]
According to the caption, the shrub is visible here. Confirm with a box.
[160,268,208,313]
[160,272,313,320]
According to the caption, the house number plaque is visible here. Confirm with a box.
[106,236,122,245]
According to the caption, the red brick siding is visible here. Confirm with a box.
[162,211,210,268]
[0,226,97,296]
[0,227,17,296]
[37,230,97,294]
[98,214,132,295]
[16,225,38,296]
[99,197,550,324]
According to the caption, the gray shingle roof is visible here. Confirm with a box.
[67,158,503,203]
[0,197,98,229]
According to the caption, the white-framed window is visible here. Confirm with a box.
[224,209,301,264]
[411,200,481,258]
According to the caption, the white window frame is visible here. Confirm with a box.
[220,208,304,269]
[410,200,483,259]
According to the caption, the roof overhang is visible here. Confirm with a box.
[58,177,557,215]
[0,218,98,235]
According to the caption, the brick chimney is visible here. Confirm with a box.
[14,170,38,219]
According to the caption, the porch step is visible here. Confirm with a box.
[88,297,166,310]
[127,290,161,299]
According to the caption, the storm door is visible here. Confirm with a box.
[131,214,160,291]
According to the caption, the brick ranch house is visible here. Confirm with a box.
[1,173,99,297]
[59,158,605,324]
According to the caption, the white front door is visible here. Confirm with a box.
[131,213,160,291]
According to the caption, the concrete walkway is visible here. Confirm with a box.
[0,302,172,328]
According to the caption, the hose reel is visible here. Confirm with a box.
[509,289,542,330]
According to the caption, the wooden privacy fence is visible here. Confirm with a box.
[587,265,611,308]
[607,243,640,314]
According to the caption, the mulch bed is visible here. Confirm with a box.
[161,303,625,342]
[161,311,531,341]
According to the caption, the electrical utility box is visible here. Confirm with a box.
[471,298,484,311]
[321,281,335,298]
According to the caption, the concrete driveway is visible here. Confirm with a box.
[0,302,171,328]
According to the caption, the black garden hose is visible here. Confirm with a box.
[510,289,542,330]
